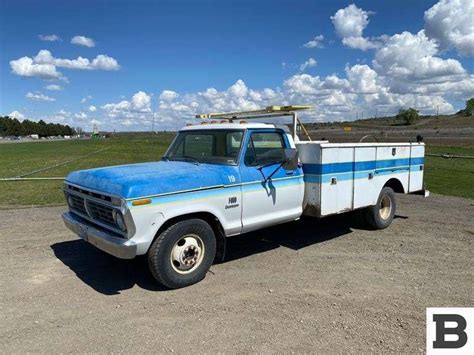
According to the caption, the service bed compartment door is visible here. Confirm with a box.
[409,144,425,192]
[320,147,353,215]
[353,147,377,209]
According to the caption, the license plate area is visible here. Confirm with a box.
[78,224,89,241]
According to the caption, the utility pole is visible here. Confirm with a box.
[152,92,158,133]
[436,105,439,119]
[375,108,378,118]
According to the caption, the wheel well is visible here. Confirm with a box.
[384,178,405,193]
[153,212,226,263]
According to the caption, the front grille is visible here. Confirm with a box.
[69,194,87,215]
[65,185,127,236]
[87,200,115,226]
[67,184,112,203]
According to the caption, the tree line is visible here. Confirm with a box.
[0,116,76,137]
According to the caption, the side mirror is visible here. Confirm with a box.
[282,148,299,170]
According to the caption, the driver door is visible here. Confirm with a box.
[240,129,304,233]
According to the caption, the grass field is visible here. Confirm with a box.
[0,132,472,207]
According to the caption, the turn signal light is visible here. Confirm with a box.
[132,198,152,206]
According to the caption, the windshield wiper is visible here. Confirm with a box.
[168,155,200,165]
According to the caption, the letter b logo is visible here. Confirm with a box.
[427,308,473,354]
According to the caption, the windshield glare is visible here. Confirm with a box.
[164,130,244,165]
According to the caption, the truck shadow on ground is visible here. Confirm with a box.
[51,212,408,295]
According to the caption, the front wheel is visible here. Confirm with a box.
[148,219,216,289]
[363,187,396,230]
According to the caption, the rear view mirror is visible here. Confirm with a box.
[282,148,298,170]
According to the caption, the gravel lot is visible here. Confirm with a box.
[0,193,472,353]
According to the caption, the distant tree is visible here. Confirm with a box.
[0,115,75,137]
[465,98,474,116]
[397,108,420,125]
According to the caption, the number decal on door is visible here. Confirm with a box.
[228,175,236,183]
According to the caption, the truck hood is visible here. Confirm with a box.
[65,161,240,199]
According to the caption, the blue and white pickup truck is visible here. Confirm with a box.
[62,106,427,289]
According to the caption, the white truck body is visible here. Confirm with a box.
[297,141,425,217]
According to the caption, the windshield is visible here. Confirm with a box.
[164,129,244,165]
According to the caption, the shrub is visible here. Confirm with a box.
[397,108,420,125]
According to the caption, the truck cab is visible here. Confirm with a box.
[62,106,426,289]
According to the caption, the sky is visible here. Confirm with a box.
[0,0,473,131]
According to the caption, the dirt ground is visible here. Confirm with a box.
[0,194,472,353]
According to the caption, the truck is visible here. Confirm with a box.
[62,106,428,289]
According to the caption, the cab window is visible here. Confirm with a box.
[165,130,244,165]
[244,132,285,166]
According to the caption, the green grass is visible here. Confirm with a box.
[0,133,174,207]
[0,134,472,207]
[425,145,474,199]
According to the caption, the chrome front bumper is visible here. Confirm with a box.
[62,212,137,259]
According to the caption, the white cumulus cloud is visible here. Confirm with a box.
[159,90,179,101]
[71,35,95,47]
[299,58,317,72]
[331,4,379,50]
[10,56,61,79]
[424,0,474,56]
[88,105,97,112]
[303,35,324,48]
[8,111,25,120]
[45,84,63,91]
[38,34,61,42]
[10,50,120,80]
[25,92,56,102]
[374,31,466,86]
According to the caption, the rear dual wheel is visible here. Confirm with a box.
[148,219,216,289]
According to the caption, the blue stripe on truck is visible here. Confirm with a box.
[302,157,424,175]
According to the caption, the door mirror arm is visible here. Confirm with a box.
[257,148,299,183]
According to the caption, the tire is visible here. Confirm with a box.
[148,219,216,289]
[363,187,396,230]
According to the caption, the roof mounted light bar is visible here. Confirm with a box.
[195,105,313,141]
[195,105,312,120]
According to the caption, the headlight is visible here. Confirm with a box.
[112,210,126,230]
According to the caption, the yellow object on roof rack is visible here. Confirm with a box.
[196,105,312,120]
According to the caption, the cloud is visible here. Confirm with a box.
[424,0,474,56]
[102,91,152,120]
[38,34,61,42]
[299,58,317,72]
[45,84,63,91]
[345,64,380,94]
[303,35,324,48]
[75,112,88,120]
[71,35,95,48]
[34,50,120,71]
[10,50,120,80]
[88,105,97,112]
[8,111,25,120]
[10,56,62,79]
[25,92,56,102]
[159,90,179,101]
[373,30,467,89]
[331,4,379,50]
[81,95,92,103]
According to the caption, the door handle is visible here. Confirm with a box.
[286,170,295,175]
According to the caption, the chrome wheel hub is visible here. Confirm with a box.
[379,195,392,220]
[170,234,205,274]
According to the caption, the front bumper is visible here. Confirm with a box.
[62,212,137,259]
